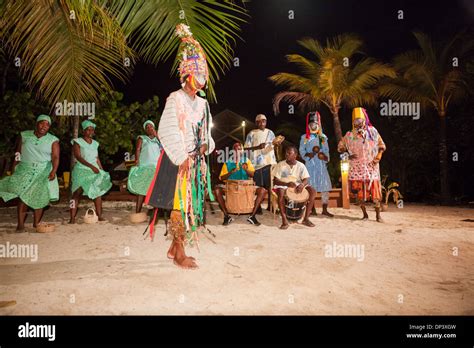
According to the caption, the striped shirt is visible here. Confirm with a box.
[158,89,215,165]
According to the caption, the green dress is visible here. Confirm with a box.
[71,138,112,199]
[0,130,59,209]
[127,135,162,196]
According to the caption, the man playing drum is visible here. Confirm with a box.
[273,145,317,230]
[214,142,266,226]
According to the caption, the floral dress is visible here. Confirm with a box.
[71,137,112,200]
[0,130,59,209]
[299,133,332,193]
[127,135,162,196]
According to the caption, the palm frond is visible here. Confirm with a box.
[0,0,133,107]
[108,0,248,102]
[272,91,319,115]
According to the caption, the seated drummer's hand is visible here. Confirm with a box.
[287,182,297,189]
[295,184,304,193]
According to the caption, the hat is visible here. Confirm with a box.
[81,120,96,130]
[143,120,155,130]
[255,114,267,121]
[305,111,321,140]
[175,23,208,87]
[352,107,373,140]
[36,114,51,125]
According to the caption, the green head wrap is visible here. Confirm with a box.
[143,120,155,130]
[81,120,96,130]
[36,114,51,125]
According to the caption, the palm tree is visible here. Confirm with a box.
[379,31,473,203]
[0,0,247,109]
[269,34,395,142]
[0,0,247,169]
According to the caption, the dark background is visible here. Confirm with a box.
[119,0,474,202]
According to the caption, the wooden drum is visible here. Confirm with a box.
[225,180,256,214]
[285,187,309,220]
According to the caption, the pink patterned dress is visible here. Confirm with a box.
[338,126,386,202]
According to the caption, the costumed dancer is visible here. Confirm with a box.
[299,111,334,217]
[145,23,215,269]
[0,114,59,231]
[244,114,278,212]
[127,120,162,213]
[69,120,112,223]
[337,107,386,222]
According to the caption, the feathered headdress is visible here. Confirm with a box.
[175,23,209,86]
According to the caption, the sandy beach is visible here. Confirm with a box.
[0,202,473,315]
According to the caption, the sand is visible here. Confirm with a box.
[0,202,473,315]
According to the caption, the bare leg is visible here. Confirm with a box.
[33,208,44,228]
[277,189,289,229]
[136,195,145,213]
[302,187,316,227]
[69,189,82,224]
[251,188,266,216]
[168,211,197,269]
[213,187,228,215]
[360,204,369,220]
[375,200,383,222]
[94,196,105,221]
[16,200,28,231]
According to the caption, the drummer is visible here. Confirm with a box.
[214,142,266,226]
[273,145,316,230]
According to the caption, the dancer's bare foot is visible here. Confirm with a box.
[361,215,369,221]
[302,219,315,227]
[16,226,25,233]
[167,242,196,261]
[68,218,76,224]
[98,216,106,222]
[279,223,289,230]
[173,256,198,269]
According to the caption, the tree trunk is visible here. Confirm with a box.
[70,115,79,171]
[331,110,343,144]
[438,113,450,204]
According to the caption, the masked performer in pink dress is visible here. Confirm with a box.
[144,24,215,269]
[338,107,386,222]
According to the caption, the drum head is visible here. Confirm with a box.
[285,187,309,203]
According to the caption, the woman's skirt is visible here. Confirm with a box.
[71,164,112,200]
[350,179,382,203]
[0,161,59,209]
[127,165,156,196]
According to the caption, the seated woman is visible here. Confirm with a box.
[69,120,112,223]
[127,120,162,213]
[214,142,266,226]
[0,114,59,231]
[273,145,316,230]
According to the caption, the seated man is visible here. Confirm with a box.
[214,142,266,226]
[273,145,316,230]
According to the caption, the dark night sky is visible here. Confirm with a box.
[120,0,473,132]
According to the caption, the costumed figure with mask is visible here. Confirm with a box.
[144,23,215,269]
[299,111,334,217]
[337,107,386,222]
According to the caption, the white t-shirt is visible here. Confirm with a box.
[273,160,310,185]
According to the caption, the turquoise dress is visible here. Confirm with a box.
[127,135,162,196]
[299,133,332,192]
[0,130,59,209]
[71,138,112,199]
